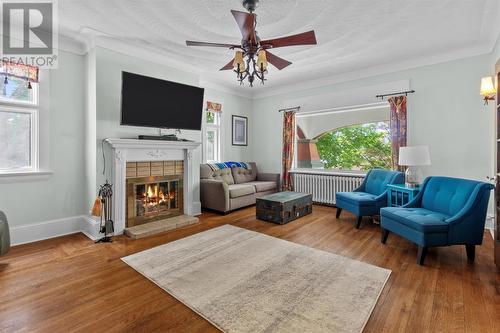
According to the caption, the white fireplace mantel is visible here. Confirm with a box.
[105,138,201,234]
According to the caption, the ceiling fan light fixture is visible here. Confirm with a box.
[256,50,267,72]
[185,4,317,87]
[233,51,246,72]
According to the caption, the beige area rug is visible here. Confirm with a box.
[122,225,391,333]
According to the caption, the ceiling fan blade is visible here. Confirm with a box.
[220,58,235,70]
[186,40,239,48]
[265,51,292,70]
[231,10,256,43]
[260,30,317,49]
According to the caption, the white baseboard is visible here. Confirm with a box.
[485,214,495,231]
[193,201,202,216]
[81,215,102,241]
[10,215,90,246]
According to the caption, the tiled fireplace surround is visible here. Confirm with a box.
[105,139,201,235]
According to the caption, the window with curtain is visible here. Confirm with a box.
[295,105,391,171]
[204,101,222,163]
[0,61,39,173]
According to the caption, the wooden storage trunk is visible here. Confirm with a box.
[256,191,312,225]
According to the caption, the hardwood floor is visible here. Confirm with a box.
[0,205,499,332]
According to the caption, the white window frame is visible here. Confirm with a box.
[0,81,40,174]
[203,110,222,163]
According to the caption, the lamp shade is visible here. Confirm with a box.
[233,51,246,72]
[399,145,431,166]
[480,76,496,97]
[256,50,268,71]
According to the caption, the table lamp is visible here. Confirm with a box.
[398,145,431,187]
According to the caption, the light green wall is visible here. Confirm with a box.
[94,47,253,191]
[94,47,201,189]
[252,54,494,187]
[0,50,87,227]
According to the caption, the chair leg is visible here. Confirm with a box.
[465,245,475,262]
[336,208,342,219]
[417,246,428,265]
[355,216,362,229]
[381,228,389,244]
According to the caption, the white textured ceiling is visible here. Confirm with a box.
[59,0,500,92]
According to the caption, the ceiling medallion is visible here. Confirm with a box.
[186,0,318,87]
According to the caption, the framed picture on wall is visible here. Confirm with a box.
[232,115,248,146]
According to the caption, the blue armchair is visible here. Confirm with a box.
[336,169,404,229]
[380,176,494,265]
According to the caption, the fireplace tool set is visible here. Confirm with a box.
[92,181,114,243]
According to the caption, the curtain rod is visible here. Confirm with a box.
[278,106,301,113]
[376,90,415,100]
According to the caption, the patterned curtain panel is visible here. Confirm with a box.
[388,96,407,171]
[206,101,222,113]
[0,60,39,82]
[282,111,296,191]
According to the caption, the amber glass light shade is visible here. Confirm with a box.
[233,51,246,72]
[256,50,267,72]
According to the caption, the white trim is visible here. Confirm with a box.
[10,215,92,246]
[81,215,102,240]
[0,104,39,174]
[0,170,53,183]
[199,78,252,99]
[192,201,202,216]
[203,111,222,163]
[66,30,495,100]
[251,46,492,99]
[104,138,200,150]
[485,214,495,231]
[296,102,389,118]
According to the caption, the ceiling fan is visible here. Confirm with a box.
[185,0,317,87]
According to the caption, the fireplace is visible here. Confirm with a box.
[126,161,184,228]
[103,138,201,236]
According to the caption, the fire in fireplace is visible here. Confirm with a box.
[135,180,179,217]
[126,161,184,228]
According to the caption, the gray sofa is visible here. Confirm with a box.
[200,162,280,213]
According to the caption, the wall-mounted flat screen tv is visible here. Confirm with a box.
[120,71,205,131]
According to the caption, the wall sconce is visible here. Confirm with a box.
[480,76,496,105]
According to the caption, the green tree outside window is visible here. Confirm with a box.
[315,122,391,171]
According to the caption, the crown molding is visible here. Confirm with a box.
[58,34,87,55]
[251,43,493,99]
[199,77,252,99]
[74,32,251,96]
[0,30,87,56]
[57,28,498,101]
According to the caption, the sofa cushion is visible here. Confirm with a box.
[231,163,257,184]
[245,181,277,193]
[200,164,235,185]
[336,191,378,206]
[420,177,478,217]
[228,184,255,198]
[364,169,403,196]
[381,207,449,233]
